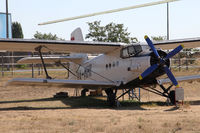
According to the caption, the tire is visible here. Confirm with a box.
[169,90,175,105]
[81,89,88,97]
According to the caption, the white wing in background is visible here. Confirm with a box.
[17,56,83,64]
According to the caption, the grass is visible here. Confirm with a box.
[0,67,200,132]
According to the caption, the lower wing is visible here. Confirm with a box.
[157,75,200,85]
[7,78,117,89]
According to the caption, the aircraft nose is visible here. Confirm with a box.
[150,50,170,68]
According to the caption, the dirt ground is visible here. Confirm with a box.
[0,70,200,133]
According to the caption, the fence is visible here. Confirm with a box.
[0,52,69,78]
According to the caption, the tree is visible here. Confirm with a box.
[34,31,64,40]
[12,22,24,38]
[86,21,137,43]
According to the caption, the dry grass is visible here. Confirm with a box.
[0,70,200,132]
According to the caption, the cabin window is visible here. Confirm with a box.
[116,61,119,66]
[112,62,115,67]
[106,64,108,69]
[109,63,111,68]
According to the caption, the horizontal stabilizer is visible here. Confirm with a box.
[7,78,117,89]
[17,56,83,64]
[157,75,200,85]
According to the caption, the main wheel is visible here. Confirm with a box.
[81,89,88,97]
[169,90,175,105]
[105,89,116,107]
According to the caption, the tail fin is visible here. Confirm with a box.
[70,27,84,41]
[69,28,87,80]
[70,27,87,62]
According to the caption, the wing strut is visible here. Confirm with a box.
[35,46,52,79]
[55,60,79,79]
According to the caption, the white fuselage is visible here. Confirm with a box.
[70,44,152,85]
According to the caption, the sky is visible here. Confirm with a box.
[0,0,200,42]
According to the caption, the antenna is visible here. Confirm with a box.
[38,0,179,26]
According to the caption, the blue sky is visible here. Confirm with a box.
[0,0,199,41]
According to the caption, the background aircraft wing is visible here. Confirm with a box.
[7,78,117,89]
[157,75,200,85]
[0,39,122,54]
[154,37,200,50]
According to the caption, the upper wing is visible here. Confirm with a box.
[7,78,117,89]
[0,39,122,54]
[154,37,200,50]
[157,75,200,85]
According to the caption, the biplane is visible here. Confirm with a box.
[0,0,200,106]
[0,27,200,106]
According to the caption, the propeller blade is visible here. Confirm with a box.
[164,66,178,86]
[165,45,184,60]
[139,64,158,80]
[144,35,160,58]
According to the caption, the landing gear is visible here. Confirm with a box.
[138,83,176,105]
[105,89,118,107]
[81,89,89,97]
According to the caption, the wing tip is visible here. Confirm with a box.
[139,75,143,80]
[144,35,148,40]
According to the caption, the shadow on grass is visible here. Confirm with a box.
[164,106,180,111]
[0,98,57,104]
[0,96,171,111]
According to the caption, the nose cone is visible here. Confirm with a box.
[149,50,170,77]
[150,50,170,67]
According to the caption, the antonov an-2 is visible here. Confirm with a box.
[0,27,200,106]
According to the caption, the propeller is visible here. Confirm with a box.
[139,35,184,87]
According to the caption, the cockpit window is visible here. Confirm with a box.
[122,48,129,58]
[134,45,142,54]
[121,45,142,58]
[128,46,135,55]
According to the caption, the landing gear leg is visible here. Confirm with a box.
[105,89,118,107]
[159,84,175,105]
[141,83,176,105]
